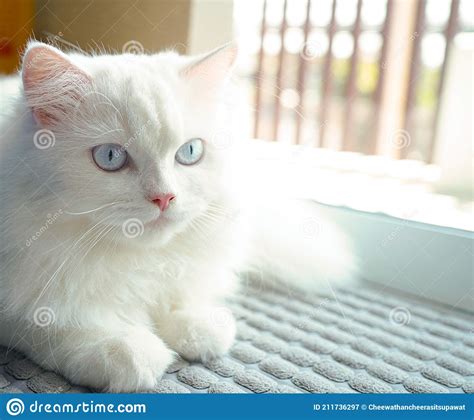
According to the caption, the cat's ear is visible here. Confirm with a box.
[181,43,238,90]
[22,42,92,127]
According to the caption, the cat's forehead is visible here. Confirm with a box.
[65,50,220,155]
[87,57,186,152]
[91,56,180,108]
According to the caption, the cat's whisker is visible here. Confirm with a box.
[70,223,117,272]
[64,214,123,273]
[90,128,126,139]
[64,201,126,215]
[69,222,111,261]
[187,218,208,238]
[32,214,118,308]
[199,210,230,224]
[188,215,223,240]
[206,203,236,218]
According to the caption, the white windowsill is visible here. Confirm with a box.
[247,139,473,233]
[247,140,473,313]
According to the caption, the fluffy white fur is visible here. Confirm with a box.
[0,42,356,392]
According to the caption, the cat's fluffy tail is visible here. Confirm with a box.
[243,199,358,292]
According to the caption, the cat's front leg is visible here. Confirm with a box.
[157,305,236,362]
[8,321,174,392]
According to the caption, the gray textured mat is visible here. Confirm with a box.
[1,282,473,394]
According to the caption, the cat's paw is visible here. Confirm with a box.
[102,329,174,392]
[160,307,236,362]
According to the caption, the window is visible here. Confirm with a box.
[234,0,472,162]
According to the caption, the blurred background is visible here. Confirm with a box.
[1,0,473,226]
[235,0,471,158]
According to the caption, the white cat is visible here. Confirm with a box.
[0,41,356,392]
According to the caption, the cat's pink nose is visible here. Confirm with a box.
[151,193,175,212]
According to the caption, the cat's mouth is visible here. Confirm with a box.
[145,212,182,228]
[145,215,170,227]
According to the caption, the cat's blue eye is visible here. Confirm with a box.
[175,138,204,165]
[92,143,128,171]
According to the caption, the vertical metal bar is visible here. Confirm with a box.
[367,0,394,155]
[272,0,288,141]
[319,0,337,148]
[341,0,363,151]
[400,0,426,159]
[253,0,267,139]
[427,0,460,163]
[294,0,312,145]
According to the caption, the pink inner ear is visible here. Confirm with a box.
[22,44,91,127]
[182,44,238,87]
